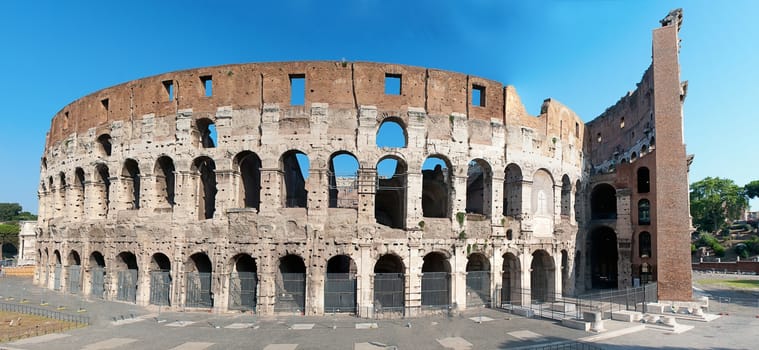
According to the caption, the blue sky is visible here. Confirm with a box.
[1,0,757,213]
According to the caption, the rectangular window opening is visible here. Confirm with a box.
[201,76,213,97]
[575,122,579,138]
[289,74,305,106]
[472,85,485,107]
[384,73,401,95]
[101,98,109,111]
[163,80,174,101]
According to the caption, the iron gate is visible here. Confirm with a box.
[274,273,305,313]
[228,272,257,311]
[90,267,105,299]
[324,273,356,313]
[466,271,491,307]
[149,271,171,306]
[421,272,450,309]
[67,265,82,294]
[185,272,212,308]
[374,273,404,312]
[117,269,138,303]
[53,264,62,291]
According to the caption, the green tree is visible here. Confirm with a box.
[0,223,19,259]
[0,203,22,222]
[746,180,759,199]
[690,177,748,233]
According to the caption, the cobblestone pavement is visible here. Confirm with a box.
[1,276,758,349]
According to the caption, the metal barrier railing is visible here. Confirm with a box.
[0,300,90,325]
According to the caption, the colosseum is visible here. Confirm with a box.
[34,10,691,317]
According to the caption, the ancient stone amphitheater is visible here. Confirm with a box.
[35,10,692,316]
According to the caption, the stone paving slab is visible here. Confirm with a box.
[262,345,298,350]
[9,333,70,345]
[167,342,214,350]
[507,330,544,341]
[436,337,473,350]
[289,323,314,330]
[80,338,137,350]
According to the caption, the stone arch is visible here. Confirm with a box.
[73,167,86,219]
[149,252,172,306]
[96,133,112,157]
[376,155,407,229]
[590,183,616,220]
[94,163,111,217]
[281,150,309,208]
[233,151,262,210]
[185,252,213,308]
[191,156,217,219]
[114,251,138,303]
[88,251,106,299]
[373,254,405,313]
[466,159,492,217]
[52,250,62,291]
[639,231,652,258]
[501,252,521,305]
[275,254,307,313]
[532,169,555,237]
[154,156,176,208]
[589,226,618,289]
[421,252,451,308]
[530,249,555,302]
[503,164,523,217]
[422,155,453,218]
[376,117,407,148]
[228,253,258,311]
[196,117,217,148]
[122,158,141,210]
[325,255,358,313]
[465,253,491,307]
[328,151,359,209]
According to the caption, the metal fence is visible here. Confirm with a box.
[324,273,357,313]
[185,272,213,308]
[0,301,89,343]
[373,273,405,315]
[516,342,605,350]
[274,272,306,313]
[466,271,491,307]
[90,266,105,299]
[116,269,138,303]
[149,270,171,306]
[0,301,90,324]
[706,295,759,317]
[228,272,257,311]
[421,272,450,309]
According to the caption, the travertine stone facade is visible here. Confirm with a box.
[34,10,691,315]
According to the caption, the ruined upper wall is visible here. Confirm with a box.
[45,61,582,150]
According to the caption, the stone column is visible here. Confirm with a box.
[616,188,633,288]
[406,242,421,317]
[520,247,531,306]
[357,243,372,317]
[452,242,466,310]
[405,173,423,230]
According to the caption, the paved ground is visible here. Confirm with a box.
[0,275,758,349]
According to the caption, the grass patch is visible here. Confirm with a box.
[697,279,759,290]
[0,311,83,342]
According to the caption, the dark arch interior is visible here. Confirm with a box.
[530,250,554,302]
[465,253,490,271]
[375,157,407,229]
[68,251,81,265]
[123,159,141,209]
[374,255,404,273]
[155,156,176,206]
[193,157,217,219]
[279,254,306,273]
[235,254,257,273]
[189,253,212,273]
[637,167,650,193]
[237,152,262,209]
[282,151,308,208]
[90,252,105,268]
[590,184,617,220]
[326,255,356,274]
[421,252,450,273]
[2,243,18,259]
[117,252,138,270]
[196,118,217,148]
[422,157,451,218]
[151,253,171,271]
[97,134,112,156]
[590,227,618,289]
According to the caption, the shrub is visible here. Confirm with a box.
[713,243,726,257]
[735,243,749,258]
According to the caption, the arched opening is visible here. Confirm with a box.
[421,252,451,308]
[637,167,650,193]
[196,118,217,148]
[149,253,172,306]
[466,159,492,217]
[574,180,582,222]
[229,254,258,311]
[1,243,17,260]
[465,253,491,307]
[590,184,616,220]
[115,252,138,303]
[631,152,638,162]
[638,199,651,225]
[532,169,555,236]
[590,227,618,289]
[325,255,357,313]
[561,175,571,217]
[639,232,652,258]
[422,156,452,218]
[192,157,217,219]
[375,156,407,229]
[89,252,106,299]
[503,164,523,217]
[501,253,521,306]
[275,254,306,313]
[97,134,112,156]
[74,168,85,220]
[95,163,111,217]
[328,152,359,209]
[185,253,213,308]
[530,250,555,303]
[122,159,141,209]
[66,250,82,294]
[374,254,405,313]
[281,150,309,208]
[154,156,176,208]
[53,250,62,291]
[376,118,407,148]
[561,250,569,296]
[234,151,262,210]
[57,172,66,216]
